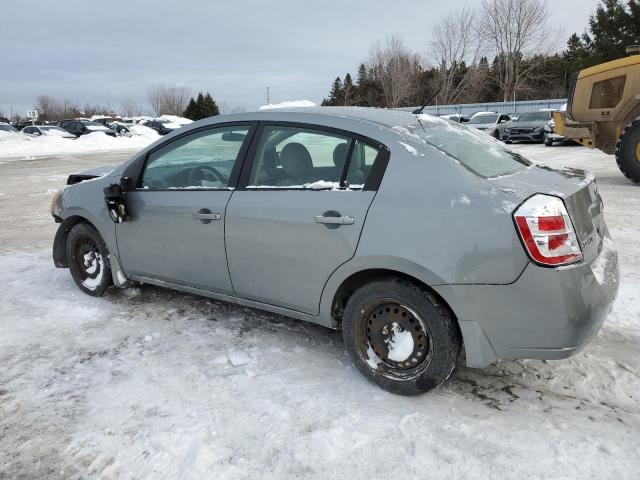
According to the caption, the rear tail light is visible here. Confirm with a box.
[513,194,583,266]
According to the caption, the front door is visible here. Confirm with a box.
[225,124,385,314]
[116,124,253,294]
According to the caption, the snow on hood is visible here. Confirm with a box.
[85,125,109,131]
[259,100,316,110]
[129,125,161,137]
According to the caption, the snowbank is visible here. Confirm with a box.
[159,114,193,125]
[0,131,158,160]
[259,100,316,110]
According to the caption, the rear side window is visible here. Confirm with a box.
[247,125,379,190]
[404,116,531,178]
[589,75,626,109]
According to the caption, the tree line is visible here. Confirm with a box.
[321,0,640,108]
[26,85,229,122]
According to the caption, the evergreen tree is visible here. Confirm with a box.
[201,93,220,117]
[356,64,368,86]
[328,77,344,105]
[183,91,220,120]
[183,97,199,120]
[565,0,640,69]
[343,73,355,106]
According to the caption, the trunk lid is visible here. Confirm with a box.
[488,164,606,263]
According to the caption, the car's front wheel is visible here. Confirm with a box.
[342,279,460,395]
[66,222,113,296]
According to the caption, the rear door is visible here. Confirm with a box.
[116,123,254,294]
[225,123,388,314]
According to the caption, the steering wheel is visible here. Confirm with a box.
[188,165,226,186]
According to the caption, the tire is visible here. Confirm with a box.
[505,139,512,144]
[544,136,554,146]
[66,222,113,296]
[342,278,461,395]
[615,117,640,183]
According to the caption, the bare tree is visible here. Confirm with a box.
[34,95,57,121]
[147,85,163,116]
[147,84,191,116]
[429,7,480,104]
[367,35,420,107]
[477,0,558,102]
[120,99,141,117]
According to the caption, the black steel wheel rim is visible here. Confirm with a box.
[73,237,102,284]
[355,299,433,380]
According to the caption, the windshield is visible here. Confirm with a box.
[468,114,498,125]
[400,115,531,177]
[517,111,551,122]
[0,124,18,132]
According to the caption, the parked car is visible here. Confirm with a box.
[109,122,158,137]
[140,119,182,135]
[50,108,619,395]
[92,116,123,126]
[59,120,117,137]
[466,111,511,138]
[440,114,470,123]
[0,123,24,140]
[501,110,553,143]
[21,125,76,138]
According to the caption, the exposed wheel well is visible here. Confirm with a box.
[52,215,95,268]
[331,269,461,335]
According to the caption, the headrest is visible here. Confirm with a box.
[333,143,349,169]
[280,143,313,177]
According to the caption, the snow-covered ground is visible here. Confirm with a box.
[0,144,638,479]
[0,131,159,161]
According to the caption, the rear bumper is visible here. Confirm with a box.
[435,238,620,368]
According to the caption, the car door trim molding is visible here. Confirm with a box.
[235,121,390,192]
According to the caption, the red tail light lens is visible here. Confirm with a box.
[514,194,583,266]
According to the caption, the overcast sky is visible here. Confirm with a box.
[0,0,602,117]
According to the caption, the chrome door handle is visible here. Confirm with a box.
[315,215,354,225]
[192,212,221,220]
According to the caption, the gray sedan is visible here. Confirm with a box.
[50,108,619,395]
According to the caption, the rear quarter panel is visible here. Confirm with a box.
[318,134,530,324]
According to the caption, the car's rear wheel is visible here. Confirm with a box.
[66,223,113,296]
[342,278,460,395]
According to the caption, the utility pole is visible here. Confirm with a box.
[265,86,271,105]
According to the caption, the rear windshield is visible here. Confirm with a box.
[517,111,551,121]
[401,115,531,177]
[468,113,498,124]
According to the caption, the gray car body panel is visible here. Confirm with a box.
[54,107,620,369]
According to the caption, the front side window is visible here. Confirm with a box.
[140,126,250,189]
[589,75,626,109]
[248,126,352,189]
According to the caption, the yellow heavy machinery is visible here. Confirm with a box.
[554,46,640,182]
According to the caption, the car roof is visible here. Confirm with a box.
[199,107,423,130]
